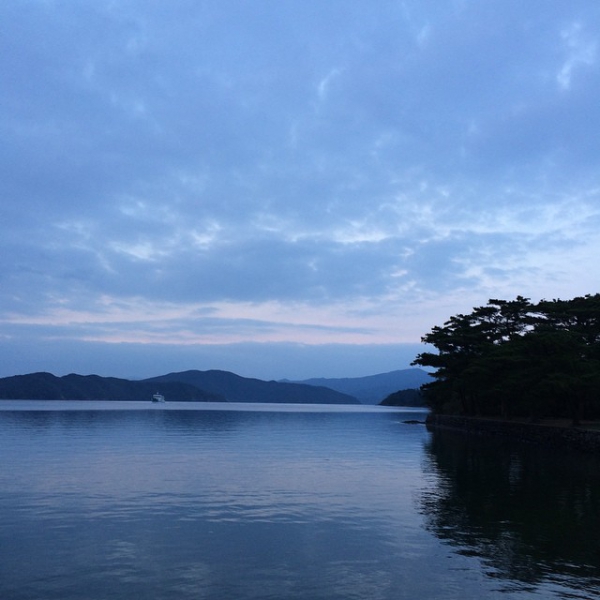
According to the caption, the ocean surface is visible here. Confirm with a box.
[0,401,598,600]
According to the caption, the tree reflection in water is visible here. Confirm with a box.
[420,429,600,597]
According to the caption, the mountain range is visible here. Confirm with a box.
[286,368,432,404]
[0,372,224,402]
[0,368,430,404]
[144,370,358,404]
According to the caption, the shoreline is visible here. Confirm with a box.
[426,413,600,453]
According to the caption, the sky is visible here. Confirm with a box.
[2,1,600,381]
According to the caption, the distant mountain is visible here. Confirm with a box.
[144,370,360,404]
[288,368,432,404]
[0,372,225,402]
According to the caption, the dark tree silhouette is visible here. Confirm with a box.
[412,294,600,423]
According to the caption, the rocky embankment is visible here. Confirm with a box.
[426,414,600,453]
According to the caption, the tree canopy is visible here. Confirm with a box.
[412,294,600,424]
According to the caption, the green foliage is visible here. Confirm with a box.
[412,294,600,423]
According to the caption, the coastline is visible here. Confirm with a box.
[426,413,600,453]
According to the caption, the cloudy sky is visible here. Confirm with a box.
[2,1,600,380]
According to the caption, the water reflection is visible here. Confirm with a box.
[421,428,600,597]
[0,407,435,600]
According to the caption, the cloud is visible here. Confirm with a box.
[557,22,597,91]
[1,0,600,377]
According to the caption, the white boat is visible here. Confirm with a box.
[152,392,165,403]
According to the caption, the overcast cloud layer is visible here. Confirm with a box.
[2,1,600,379]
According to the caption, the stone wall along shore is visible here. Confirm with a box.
[426,414,600,453]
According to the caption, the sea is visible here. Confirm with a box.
[0,401,598,600]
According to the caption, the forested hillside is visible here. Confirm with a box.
[0,372,224,402]
[412,294,600,424]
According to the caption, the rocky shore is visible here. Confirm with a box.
[426,413,600,453]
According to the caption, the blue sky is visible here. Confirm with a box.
[2,1,599,380]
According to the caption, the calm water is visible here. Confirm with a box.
[0,401,598,600]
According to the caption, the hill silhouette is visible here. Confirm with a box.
[0,372,224,401]
[144,370,359,404]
